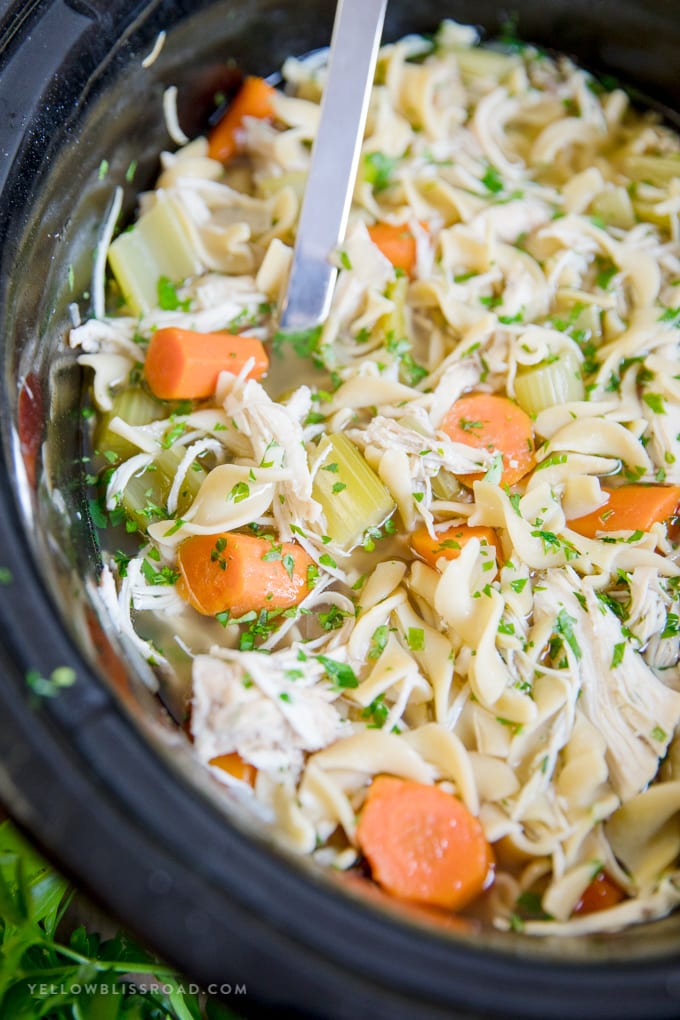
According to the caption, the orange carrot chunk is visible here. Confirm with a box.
[208,76,276,163]
[411,524,502,569]
[367,222,417,277]
[177,531,313,618]
[209,751,257,786]
[568,484,680,539]
[440,392,535,487]
[144,327,268,400]
[356,775,494,911]
[574,871,625,915]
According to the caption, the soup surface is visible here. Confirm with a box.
[72,21,680,934]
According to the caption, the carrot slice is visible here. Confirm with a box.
[440,392,535,486]
[144,327,268,400]
[208,76,276,163]
[568,484,680,538]
[411,524,502,569]
[209,751,257,786]
[177,531,313,617]
[356,775,493,910]
[574,871,625,915]
[367,222,417,276]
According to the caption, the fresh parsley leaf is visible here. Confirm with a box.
[363,151,398,192]
[273,325,324,366]
[481,165,504,194]
[316,655,358,689]
[157,275,191,312]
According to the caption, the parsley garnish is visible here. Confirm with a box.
[611,642,625,668]
[157,275,191,312]
[316,655,359,689]
[481,165,504,194]
[554,608,582,660]
[273,325,324,367]
[362,695,389,728]
[363,151,398,192]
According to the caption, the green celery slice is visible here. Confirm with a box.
[454,47,521,81]
[96,387,166,463]
[591,186,635,229]
[312,433,395,550]
[622,154,680,187]
[108,195,200,315]
[514,349,584,417]
[122,446,207,530]
[256,170,307,199]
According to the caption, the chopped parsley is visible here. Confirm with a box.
[363,151,399,192]
[316,655,359,689]
[157,275,191,312]
[481,165,504,194]
[554,608,581,660]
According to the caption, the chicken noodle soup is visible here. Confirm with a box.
[72,21,680,934]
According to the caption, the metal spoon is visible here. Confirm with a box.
[278,0,388,333]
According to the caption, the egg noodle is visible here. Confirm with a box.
[71,21,680,934]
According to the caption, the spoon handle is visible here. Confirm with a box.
[278,0,387,332]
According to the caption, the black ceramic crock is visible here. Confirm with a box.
[1,1,680,1017]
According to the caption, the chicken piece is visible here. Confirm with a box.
[191,649,347,779]
[534,570,680,801]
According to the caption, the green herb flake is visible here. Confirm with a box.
[161,421,188,448]
[554,608,582,660]
[643,393,667,415]
[407,627,425,651]
[318,605,350,631]
[272,324,324,367]
[368,624,389,660]
[157,275,191,312]
[363,151,398,192]
[227,481,250,503]
[481,165,504,194]
[282,553,296,580]
[659,306,680,328]
[611,642,626,669]
[316,655,359,689]
[510,578,528,593]
[26,665,77,698]
[661,612,680,639]
[362,695,389,729]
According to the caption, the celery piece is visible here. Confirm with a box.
[633,198,673,228]
[622,154,680,188]
[155,447,206,515]
[514,349,584,416]
[431,470,462,500]
[108,195,200,316]
[121,462,169,531]
[256,170,307,200]
[96,387,166,463]
[384,275,409,344]
[454,47,520,81]
[312,433,395,550]
[122,447,206,529]
[591,187,635,230]
[573,303,603,339]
